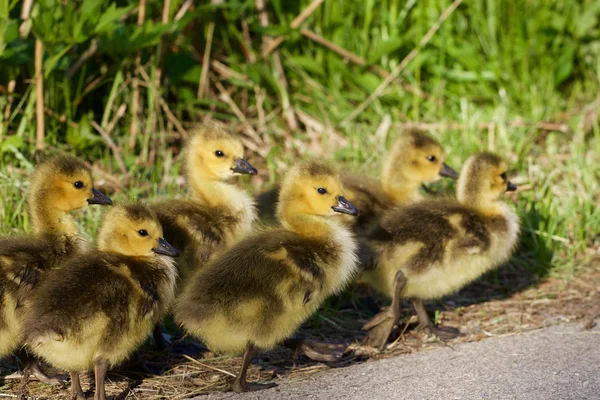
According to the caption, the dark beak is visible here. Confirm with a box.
[231,158,258,175]
[153,238,179,257]
[439,163,459,179]
[506,181,517,192]
[332,196,360,216]
[87,188,112,205]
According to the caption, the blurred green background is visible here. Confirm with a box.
[0,0,598,273]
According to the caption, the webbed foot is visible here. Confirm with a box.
[285,337,348,362]
[419,324,460,341]
[30,360,67,386]
[231,380,278,393]
[363,309,397,351]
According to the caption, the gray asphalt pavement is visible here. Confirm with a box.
[202,321,600,400]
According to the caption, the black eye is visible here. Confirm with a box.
[215,150,224,157]
[500,172,507,181]
[317,187,327,195]
[427,155,437,162]
[138,229,149,237]
[73,181,84,189]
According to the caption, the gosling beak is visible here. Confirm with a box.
[332,196,360,216]
[506,181,517,192]
[231,158,258,175]
[87,188,112,205]
[439,163,459,179]
[153,238,179,257]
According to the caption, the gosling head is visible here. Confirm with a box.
[185,122,257,183]
[382,131,457,193]
[97,203,179,258]
[457,152,517,210]
[28,156,112,234]
[277,160,359,225]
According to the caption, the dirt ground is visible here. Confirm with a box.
[2,255,599,399]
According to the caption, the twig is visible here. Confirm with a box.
[155,0,171,86]
[91,121,128,175]
[255,0,298,131]
[391,120,569,133]
[523,228,572,247]
[105,103,128,137]
[19,0,33,38]
[214,80,262,145]
[300,28,367,68]
[211,60,249,82]
[375,114,392,148]
[182,355,236,377]
[198,21,215,98]
[174,0,194,22]
[34,39,45,151]
[135,64,188,138]
[298,28,423,97]
[158,96,188,138]
[1,80,15,139]
[66,40,99,78]
[262,0,325,57]
[129,0,147,150]
[241,19,256,63]
[341,0,464,126]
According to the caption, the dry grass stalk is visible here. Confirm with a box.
[155,0,172,86]
[34,39,45,151]
[241,19,257,63]
[341,0,464,126]
[198,22,215,98]
[174,0,193,22]
[375,114,392,149]
[1,80,16,140]
[158,96,188,138]
[255,0,298,131]
[262,0,325,57]
[18,0,33,38]
[297,29,424,97]
[91,121,128,175]
[214,80,263,147]
[391,120,569,134]
[129,0,147,150]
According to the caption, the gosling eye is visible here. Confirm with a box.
[317,187,327,195]
[138,229,149,237]
[427,155,437,162]
[500,172,507,181]
[73,181,85,189]
[215,150,225,157]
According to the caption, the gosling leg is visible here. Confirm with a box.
[70,372,86,400]
[152,324,168,350]
[93,358,109,400]
[413,298,460,340]
[231,343,277,393]
[364,270,407,350]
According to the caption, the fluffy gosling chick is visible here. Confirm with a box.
[23,203,178,400]
[0,155,111,382]
[256,130,457,230]
[151,122,257,285]
[362,152,519,350]
[342,130,457,228]
[175,160,359,393]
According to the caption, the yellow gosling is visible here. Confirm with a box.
[362,152,519,349]
[23,203,178,400]
[174,160,359,393]
[0,155,111,384]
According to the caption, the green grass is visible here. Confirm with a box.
[1,0,599,274]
